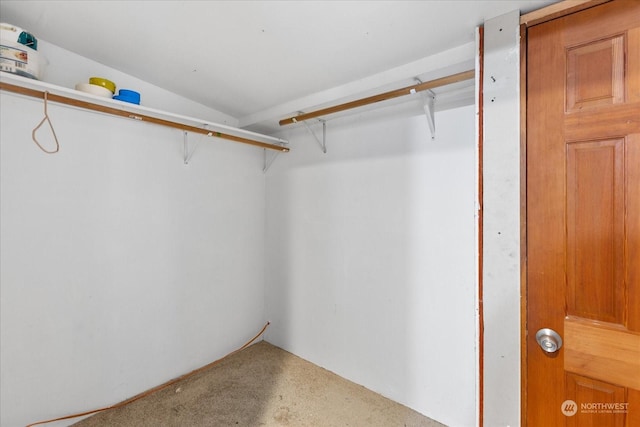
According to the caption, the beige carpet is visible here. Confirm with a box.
[73,341,445,427]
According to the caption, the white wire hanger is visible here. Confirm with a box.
[31,91,60,154]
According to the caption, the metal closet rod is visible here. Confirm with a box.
[279,69,475,126]
[0,82,289,152]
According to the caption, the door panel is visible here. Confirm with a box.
[628,137,640,333]
[566,35,625,111]
[566,139,624,324]
[526,1,640,426]
[564,317,640,389]
[565,373,626,427]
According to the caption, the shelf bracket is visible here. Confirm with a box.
[422,90,436,140]
[183,131,189,164]
[183,127,209,164]
[263,148,280,173]
[414,78,436,140]
[297,115,327,153]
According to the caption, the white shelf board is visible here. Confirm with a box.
[0,72,289,149]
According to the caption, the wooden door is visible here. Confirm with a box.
[526,1,640,426]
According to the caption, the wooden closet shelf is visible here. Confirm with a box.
[0,74,289,152]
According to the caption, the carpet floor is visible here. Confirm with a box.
[73,341,445,427]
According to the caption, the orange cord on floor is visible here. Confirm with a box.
[26,322,270,427]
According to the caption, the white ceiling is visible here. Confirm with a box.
[1,0,556,129]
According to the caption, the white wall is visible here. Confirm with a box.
[0,49,266,426]
[482,10,522,427]
[265,103,477,426]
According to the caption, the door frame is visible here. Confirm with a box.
[518,1,614,426]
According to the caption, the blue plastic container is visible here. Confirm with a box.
[113,89,140,104]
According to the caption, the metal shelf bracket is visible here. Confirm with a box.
[414,78,436,140]
[422,89,436,140]
[183,126,211,165]
[295,114,327,153]
[183,131,190,164]
[263,148,280,173]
